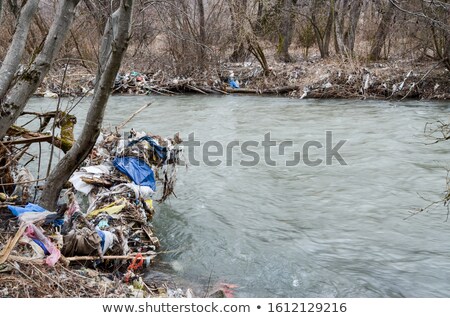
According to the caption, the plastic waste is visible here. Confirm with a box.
[20,236,47,258]
[128,136,167,160]
[113,157,156,191]
[111,183,154,200]
[18,211,57,224]
[7,203,46,217]
[95,229,115,255]
[97,219,109,229]
[87,198,127,219]
[229,79,240,89]
[24,224,61,266]
[69,164,112,195]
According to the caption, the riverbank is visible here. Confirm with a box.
[37,58,450,100]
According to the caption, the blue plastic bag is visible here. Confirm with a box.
[229,79,240,89]
[113,157,156,191]
[7,203,46,217]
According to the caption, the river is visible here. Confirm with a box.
[27,95,450,297]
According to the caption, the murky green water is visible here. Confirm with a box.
[27,95,450,297]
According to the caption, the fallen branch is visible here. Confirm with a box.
[227,85,299,95]
[65,251,157,263]
[117,102,152,130]
[2,136,53,145]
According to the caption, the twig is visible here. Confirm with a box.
[33,142,42,203]
[46,60,70,178]
[116,102,152,130]
[30,263,69,295]
[0,146,29,171]
[0,226,26,264]
[0,177,47,187]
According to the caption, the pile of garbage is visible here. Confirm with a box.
[0,128,187,297]
[113,70,232,96]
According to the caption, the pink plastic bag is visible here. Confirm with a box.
[24,224,61,267]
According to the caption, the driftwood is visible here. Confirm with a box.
[80,176,113,187]
[65,251,157,263]
[226,85,300,95]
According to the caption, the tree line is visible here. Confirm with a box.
[0,0,449,75]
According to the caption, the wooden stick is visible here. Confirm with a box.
[147,87,170,96]
[186,84,208,95]
[2,136,53,145]
[0,226,26,264]
[212,87,229,95]
[0,177,47,187]
[65,251,157,262]
[157,87,178,95]
[6,252,156,265]
[117,103,152,130]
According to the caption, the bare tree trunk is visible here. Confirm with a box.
[196,0,206,66]
[229,0,249,62]
[369,0,395,61]
[345,0,362,52]
[334,0,362,56]
[6,0,20,18]
[334,0,347,55]
[311,0,334,58]
[98,9,119,77]
[39,0,134,210]
[0,0,4,25]
[0,0,82,141]
[0,0,40,99]
[276,0,295,62]
[445,31,450,71]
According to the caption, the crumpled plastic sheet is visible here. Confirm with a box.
[95,229,115,255]
[113,157,156,191]
[7,203,46,217]
[87,198,127,219]
[69,164,113,195]
[24,224,61,266]
[20,236,47,258]
[18,211,58,224]
[111,183,154,200]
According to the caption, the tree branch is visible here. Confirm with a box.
[0,0,82,141]
[0,0,40,98]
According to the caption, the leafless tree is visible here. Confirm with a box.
[334,0,363,56]
[369,0,395,60]
[276,0,296,62]
[0,0,82,140]
[309,0,334,58]
[0,0,40,98]
[40,0,134,210]
[229,0,249,62]
[387,0,450,70]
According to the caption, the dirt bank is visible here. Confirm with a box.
[37,58,450,100]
